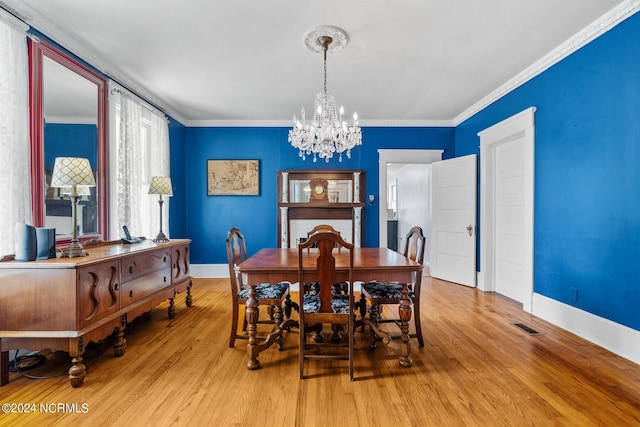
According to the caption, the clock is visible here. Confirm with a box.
[309,178,328,201]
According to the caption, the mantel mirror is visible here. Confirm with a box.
[277,170,365,248]
[29,39,108,242]
[289,179,354,204]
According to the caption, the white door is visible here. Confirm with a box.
[478,107,535,312]
[430,154,477,287]
[495,138,527,302]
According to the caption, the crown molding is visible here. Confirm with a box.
[453,0,640,126]
[186,119,454,128]
[0,0,188,125]
[4,0,637,129]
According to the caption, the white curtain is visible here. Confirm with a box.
[0,10,31,255]
[109,82,170,240]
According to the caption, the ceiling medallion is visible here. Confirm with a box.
[288,26,362,163]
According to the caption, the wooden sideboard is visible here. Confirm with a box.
[0,239,192,388]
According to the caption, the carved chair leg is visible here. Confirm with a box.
[413,297,424,347]
[311,324,324,342]
[369,303,380,349]
[358,294,367,332]
[330,324,343,343]
[284,294,300,319]
[230,302,240,347]
[273,305,285,351]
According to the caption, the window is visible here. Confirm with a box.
[108,82,170,240]
[0,12,31,255]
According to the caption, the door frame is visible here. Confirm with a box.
[478,107,536,312]
[378,149,444,249]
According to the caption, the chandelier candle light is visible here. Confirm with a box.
[148,176,173,243]
[50,157,96,257]
[288,26,362,162]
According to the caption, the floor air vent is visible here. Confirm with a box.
[513,323,541,335]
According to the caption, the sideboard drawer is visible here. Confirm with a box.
[120,267,171,305]
[121,249,171,283]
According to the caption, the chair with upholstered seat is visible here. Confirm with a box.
[305,224,350,337]
[360,226,426,347]
[226,227,296,348]
[298,231,355,381]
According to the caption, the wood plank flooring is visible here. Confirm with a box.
[0,277,639,426]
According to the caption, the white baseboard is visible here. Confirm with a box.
[532,293,640,365]
[191,263,228,278]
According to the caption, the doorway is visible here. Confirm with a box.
[478,107,535,312]
[378,149,443,267]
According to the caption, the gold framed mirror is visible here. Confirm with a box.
[29,39,108,242]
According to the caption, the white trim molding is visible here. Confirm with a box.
[191,264,228,279]
[186,119,454,128]
[454,0,640,125]
[533,293,640,365]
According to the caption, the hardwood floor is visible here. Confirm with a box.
[1,277,639,426]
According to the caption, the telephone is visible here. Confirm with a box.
[122,225,141,244]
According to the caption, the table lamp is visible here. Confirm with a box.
[148,176,173,242]
[50,157,96,257]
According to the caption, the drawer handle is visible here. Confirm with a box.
[129,290,134,298]
[114,283,119,291]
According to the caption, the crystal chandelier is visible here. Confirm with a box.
[288,26,362,163]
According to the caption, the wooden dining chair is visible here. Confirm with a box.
[298,231,355,381]
[360,226,426,347]
[303,223,341,250]
[304,224,349,335]
[226,227,296,348]
[307,224,341,237]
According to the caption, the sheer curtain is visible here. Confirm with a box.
[0,10,31,255]
[109,81,170,240]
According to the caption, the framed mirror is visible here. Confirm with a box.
[289,179,354,203]
[29,39,108,242]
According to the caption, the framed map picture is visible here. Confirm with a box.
[207,160,260,196]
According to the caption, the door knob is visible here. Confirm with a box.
[467,225,473,236]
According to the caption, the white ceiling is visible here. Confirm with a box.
[1,0,630,126]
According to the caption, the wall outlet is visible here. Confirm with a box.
[569,287,578,302]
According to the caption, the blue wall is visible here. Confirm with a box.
[44,123,98,169]
[455,12,640,331]
[182,127,454,264]
[168,118,187,238]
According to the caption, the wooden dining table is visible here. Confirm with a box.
[238,247,422,370]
